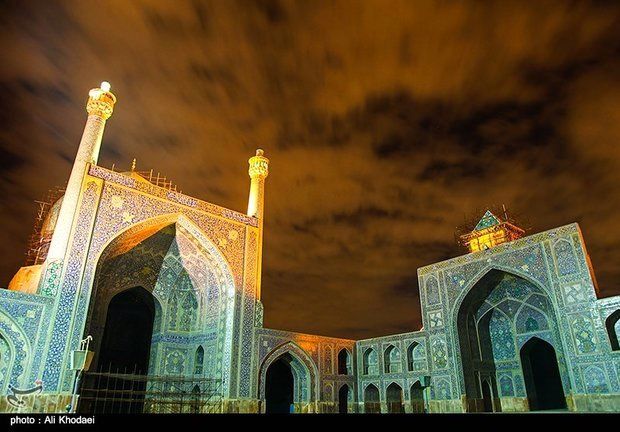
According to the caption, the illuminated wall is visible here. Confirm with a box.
[0,85,618,414]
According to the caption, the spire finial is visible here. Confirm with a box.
[86,81,116,119]
[131,158,136,171]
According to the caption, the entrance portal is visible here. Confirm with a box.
[265,358,294,413]
[520,338,566,411]
[364,384,380,413]
[386,383,404,413]
[80,287,156,413]
[456,269,565,412]
[410,381,424,413]
[98,287,155,374]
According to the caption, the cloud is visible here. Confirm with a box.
[0,0,619,339]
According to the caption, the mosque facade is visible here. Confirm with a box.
[0,84,619,414]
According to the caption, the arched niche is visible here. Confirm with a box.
[258,342,319,413]
[454,268,567,412]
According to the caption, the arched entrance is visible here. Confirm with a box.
[364,384,380,413]
[79,217,236,414]
[84,287,156,413]
[338,384,349,413]
[260,345,317,414]
[265,357,294,413]
[456,269,566,412]
[98,287,155,374]
[386,383,404,413]
[520,338,566,410]
[410,381,424,413]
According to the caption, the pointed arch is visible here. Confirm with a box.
[386,382,404,413]
[363,383,380,413]
[406,342,421,372]
[410,380,425,413]
[384,344,401,373]
[520,337,566,410]
[94,213,231,266]
[337,348,352,375]
[90,213,236,301]
[194,346,204,375]
[453,267,566,412]
[452,265,554,317]
[258,341,319,406]
[362,347,377,375]
[84,212,237,389]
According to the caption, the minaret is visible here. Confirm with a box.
[46,82,116,261]
[247,149,269,299]
[247,149,269,219]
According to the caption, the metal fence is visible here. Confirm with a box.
[78,370,222,414]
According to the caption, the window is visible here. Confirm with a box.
[363,348,377,375]
[338,349,352,375]
[194,346,204,375]
[384,345,401,373]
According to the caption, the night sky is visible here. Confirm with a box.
[1,1,620,340]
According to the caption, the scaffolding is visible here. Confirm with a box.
[78,370,223,414]
[25,187,65,266]
[456,205,527,253]
[109,162,182,193]
[24,160,181,266]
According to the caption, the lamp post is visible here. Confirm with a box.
[68,335,93,413]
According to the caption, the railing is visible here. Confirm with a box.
[77,371,222,414]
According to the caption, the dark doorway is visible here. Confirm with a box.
[520,338,566,411]
[410,381,425,413]
[386,383,404,413]
[338,385,349,413]
[265,358,294,413]
[364,384,380,413]
[81,287,155,413]
[481,380,493,412]
[98,287,155,374]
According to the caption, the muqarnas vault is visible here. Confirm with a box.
[0,83,619,414]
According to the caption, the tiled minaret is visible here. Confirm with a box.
[46,82,116,261]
